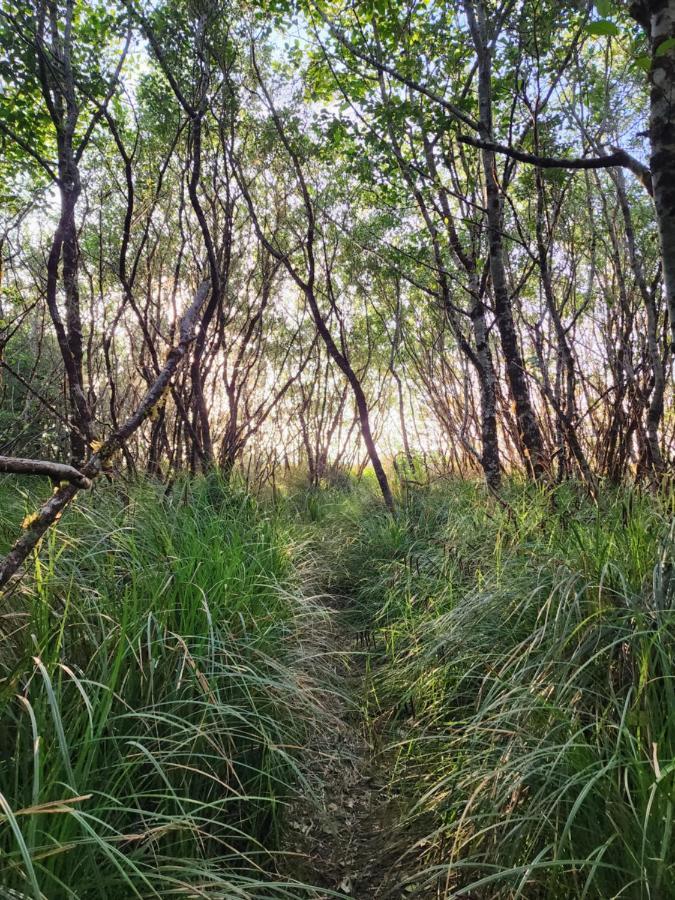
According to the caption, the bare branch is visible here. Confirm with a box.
[0,456,92,489]
[0,279,210,593]
[457,134,653,196]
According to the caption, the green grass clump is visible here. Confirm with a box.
[322,479,675,899]
[0,475,324,898]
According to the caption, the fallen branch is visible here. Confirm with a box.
[457,135,653,196]
[0,456,92,489]
[0,279,211,593]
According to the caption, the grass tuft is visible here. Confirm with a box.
[0,474,326,898]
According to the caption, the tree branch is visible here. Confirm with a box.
[457,134,653,196]
[0,119,59,183]
[308,4,479,132]
[0,279,210,593]
[0,456,92,489]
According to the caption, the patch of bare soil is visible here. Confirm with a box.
[279,597,438,899]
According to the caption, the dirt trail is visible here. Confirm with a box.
[281,595,432,899]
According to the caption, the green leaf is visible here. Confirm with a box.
[596,0,613,16]
[655,37,675,56]
[586,20,620,37]
[635,55,651,72]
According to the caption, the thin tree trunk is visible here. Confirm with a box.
[614,167,666,473]
[465,0,546,477]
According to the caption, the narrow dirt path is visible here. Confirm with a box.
[281,594,431,899]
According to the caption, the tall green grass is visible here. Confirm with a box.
[317,479,675,898]
[0,475,325,898]
[3,472,673,898]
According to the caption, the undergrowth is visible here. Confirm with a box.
[303,478,675,899]
[2,472,673,899]
[0,475,325,899]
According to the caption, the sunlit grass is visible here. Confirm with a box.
[0,474,326,898]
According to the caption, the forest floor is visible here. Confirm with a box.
[281,592,436,899]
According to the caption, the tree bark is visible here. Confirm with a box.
[35,0,94,464]
[631,0,675,351]
[465,0,547,477]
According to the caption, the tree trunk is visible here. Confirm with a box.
[465,0,547,477]
[469,282,502,489]
[631,0,675,352]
